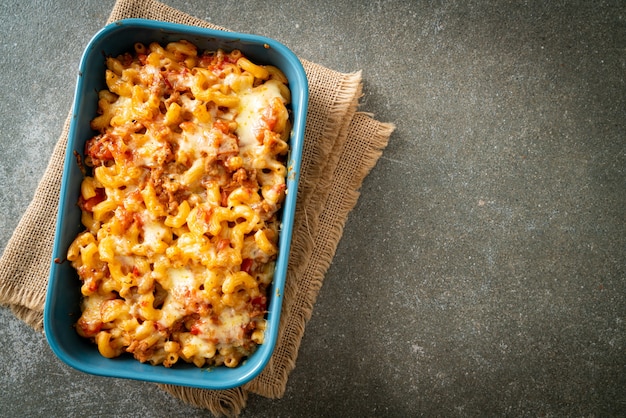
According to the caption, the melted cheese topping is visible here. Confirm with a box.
[236,80,285,149]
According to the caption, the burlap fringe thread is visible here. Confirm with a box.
[0,0,394,417]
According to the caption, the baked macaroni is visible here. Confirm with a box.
[67,40,291,368]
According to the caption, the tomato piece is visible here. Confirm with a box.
[241,258,253,274]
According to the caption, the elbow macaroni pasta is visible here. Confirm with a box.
[67,40,292,368]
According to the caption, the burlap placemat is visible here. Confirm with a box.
[0,0,394,415]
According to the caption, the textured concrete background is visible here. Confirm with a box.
[1,1,625,416]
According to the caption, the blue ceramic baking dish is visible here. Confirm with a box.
[44,18,308,390]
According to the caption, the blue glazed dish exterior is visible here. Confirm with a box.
[44,19,308,390]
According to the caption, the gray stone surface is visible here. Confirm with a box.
[1,0,625,416]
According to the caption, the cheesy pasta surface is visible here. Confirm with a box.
[67,40,291,368]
